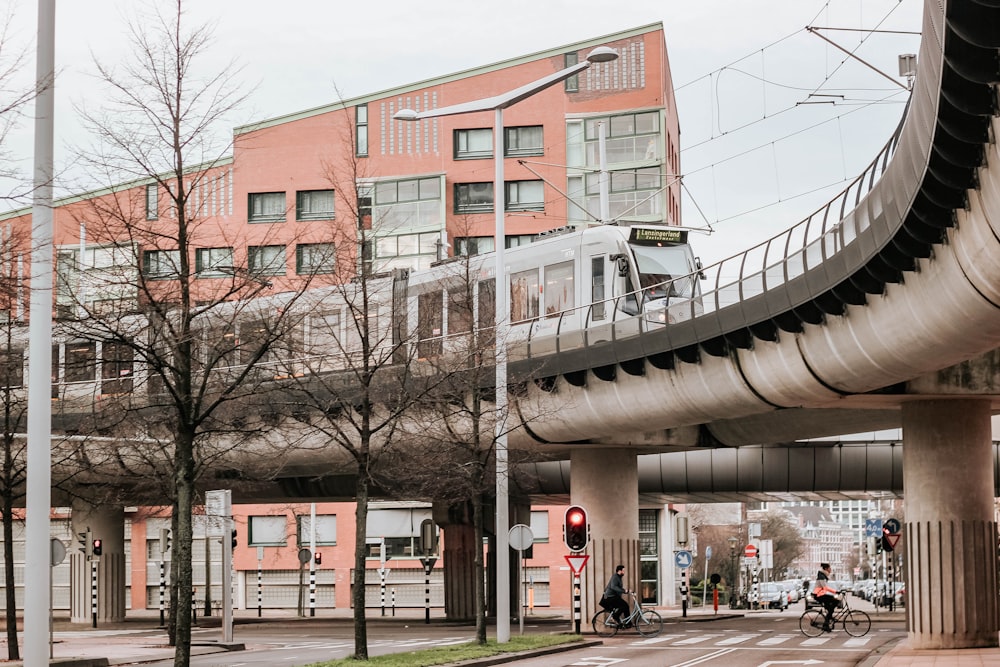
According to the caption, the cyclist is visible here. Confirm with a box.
[813,563,839,630]
[601,564,631,627]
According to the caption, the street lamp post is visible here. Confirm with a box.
[395,46,618,642]
[728,536,738,608]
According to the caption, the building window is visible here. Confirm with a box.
[455,182,493,214]
[372,177,440,232]
[455,236,494,256]
[564,52,580,92]
[297,514,337,546]
[356,104,368,157]
[142,250,181,279]
[296,243,336,274]
[584,111,661,164]
[505,126,543,157]
[145,184,158,220]
[248,245,286,276]
[374,232,439,272]
[639,509,659,604]
[248,192,286,223]
[296,190,335,221]
[249,515,288,546]
[530,511,549,543]
[454,128,493,159]
[505,180,544,212]
[357,184,373,223]
[195,247,234,276]
[365,507,435,559]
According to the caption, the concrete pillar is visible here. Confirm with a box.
[902,399,998,649]
[433,502,476,621]
[70,500,126,623]
[570,448,639,619]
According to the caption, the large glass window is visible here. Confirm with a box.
[455,182,493,214]
[447,287,472,335]
[145,184,158,220]
[296,243,336,274]
[142,250,181,279]
[544,261,574,316]
[506,180,544,212]
[249,515,288,546]
[64,341,96,382]
[530,511,549,543]
[510,269,539,323]
[564,52,580,92]
[356,104,368,157]
[195,247,234,276]
[297,514,337,546]
[0,347,23,388]
[582,167,662,221]
[374,232,439,272]
[248,192,286,223]
[584,111,660,164]
[296,190,335,221]
[454,128,493,160]
[505,126,543,157]
[372,177,440,233]
[248,245,286,276]
[639,509,659,604]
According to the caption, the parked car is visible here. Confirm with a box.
[759,582,790,610]
[783,581,801,603]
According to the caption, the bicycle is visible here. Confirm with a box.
[592,591,664,637]
[799,593,871,637]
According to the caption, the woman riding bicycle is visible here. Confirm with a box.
[814,563,839,631]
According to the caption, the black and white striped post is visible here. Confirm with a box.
[158,560,165,627]
[257,549,263,618]
[380,567,386,616]
[680,568,688,617]
[90,559,98,628]
[572,573,582,634]
[420,556,436,624]
[309,562,316,617]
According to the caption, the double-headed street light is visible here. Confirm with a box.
[395,45,618,642]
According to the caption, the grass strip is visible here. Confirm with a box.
[306,634,583,667]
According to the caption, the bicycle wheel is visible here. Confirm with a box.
[799,610,826,637]
[635,609,663,637]
[843,610,871,637]
[592,610,619,637]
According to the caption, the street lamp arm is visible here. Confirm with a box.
[394,47,617,121]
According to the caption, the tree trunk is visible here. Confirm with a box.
[352,471,371,659]
[172,427,196,667]
[473,492,487,645]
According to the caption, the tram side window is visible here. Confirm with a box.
[543,261,574,316]
[64,342,96,382]
[510,269,539,323]
[417,291,443,358]
[448,287,473,335]
[477,279,496,347]
[0,347,23,388]
[101,341,133,395]
[591,256,606,321]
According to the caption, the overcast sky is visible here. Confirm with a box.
[4,0,923,264]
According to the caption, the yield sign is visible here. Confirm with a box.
[565,554,590,574]
[885,534,901,549]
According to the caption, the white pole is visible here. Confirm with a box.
[25,1,56,663]
[494,106,511,643]
[598,121,610,224]
[309,502,316,616]
[222,517,233,643]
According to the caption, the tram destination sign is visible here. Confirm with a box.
[630,227,688,245]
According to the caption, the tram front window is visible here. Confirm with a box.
[630,243,694,300]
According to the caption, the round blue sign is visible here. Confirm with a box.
[675,550,693,569]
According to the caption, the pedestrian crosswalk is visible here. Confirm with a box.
[625,629,875,650]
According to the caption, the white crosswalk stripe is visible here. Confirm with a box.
[758,634,797,645]
[844,636,872,647]
[717,633,760,645]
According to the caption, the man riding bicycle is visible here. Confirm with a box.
[601,564,631,627]
[814,563,839,631]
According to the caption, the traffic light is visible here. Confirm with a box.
[881,528,893,553]
[92,539,103,557]
[231,528,238,550]
[78,527,93,558]
[159,528,171,554]
[563,505,590,552]
[314,552,322,565]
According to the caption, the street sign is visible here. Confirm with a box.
[564,554,589,574]
[885,534,901,550]
[865,518,884,537]
[675,550,693,568]
[705,546,713,560]
[884,518,902,534]
[508,524,534,552]
[744,544,758,558]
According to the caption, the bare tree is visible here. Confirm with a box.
[65,3,312,664]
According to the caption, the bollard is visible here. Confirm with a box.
[391,588,396,616]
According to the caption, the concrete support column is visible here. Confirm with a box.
[70,500,126,623]
[433,503,476,621]
[570,448,639,620]
[902,399,998,649]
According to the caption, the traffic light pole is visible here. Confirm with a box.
[573,572,582,634]
[90,558,98,628]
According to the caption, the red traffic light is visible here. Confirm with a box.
[92,539,103,557]
[564,505,590,552]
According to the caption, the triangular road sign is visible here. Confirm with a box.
[565,554,590,574]
[886,534,901,549]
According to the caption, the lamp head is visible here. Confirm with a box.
[586,46,619,63]
[394,108,419,121]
